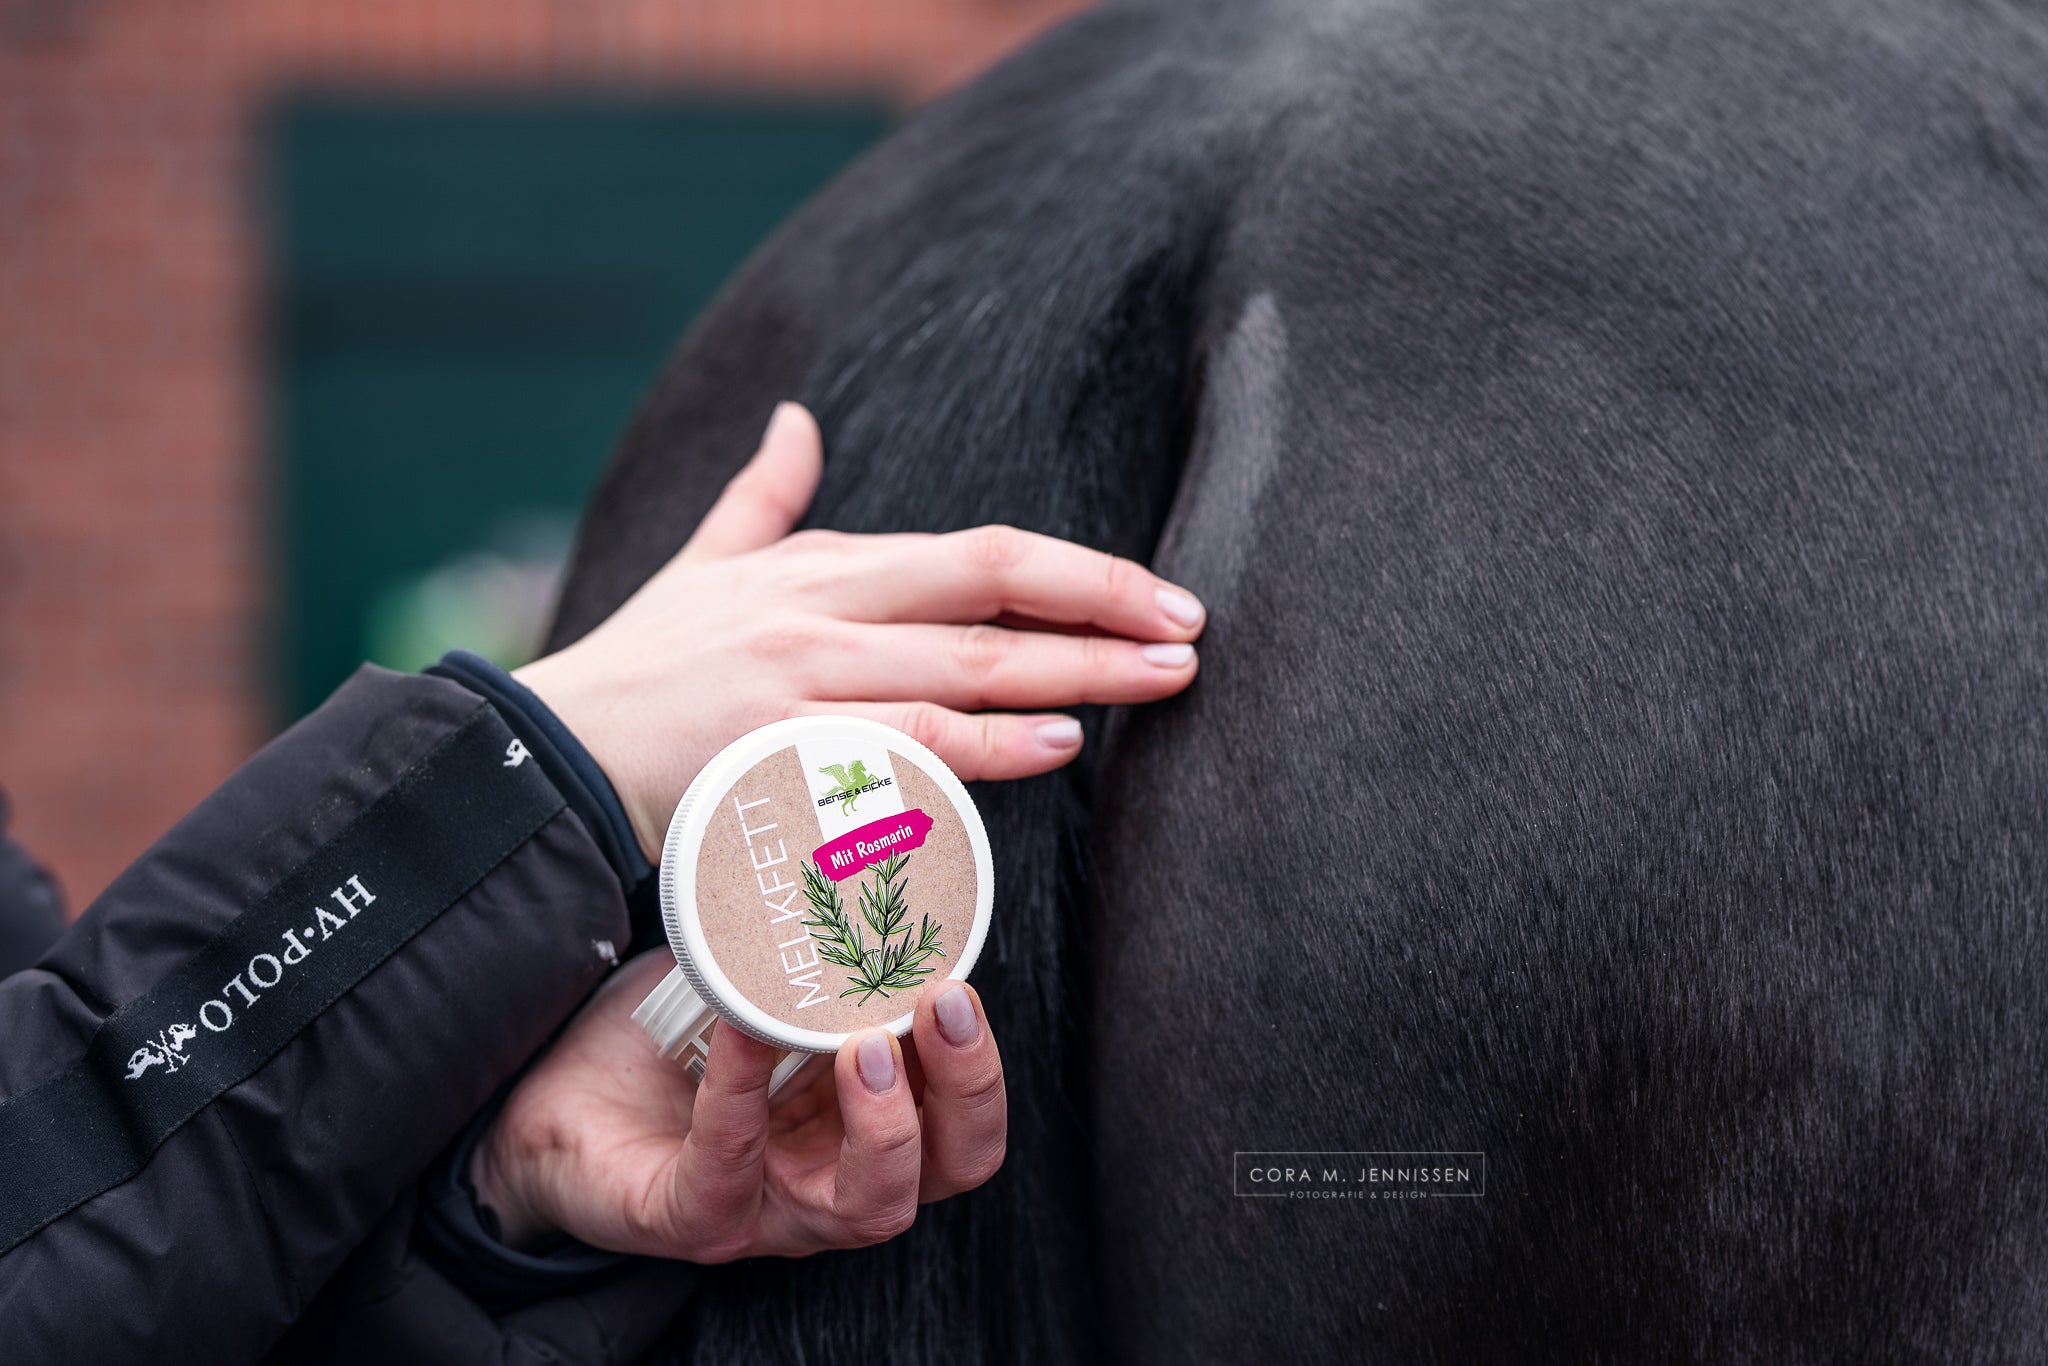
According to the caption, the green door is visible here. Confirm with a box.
[270,96,887,720]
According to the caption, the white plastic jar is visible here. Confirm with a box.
[633,715,994,1094]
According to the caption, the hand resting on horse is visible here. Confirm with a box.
[516,401,1206,864]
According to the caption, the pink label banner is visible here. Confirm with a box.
[814,808,934,881]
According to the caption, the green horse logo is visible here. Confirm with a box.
[816,760,877,815]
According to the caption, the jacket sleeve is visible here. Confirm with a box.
[0,664,693,1365]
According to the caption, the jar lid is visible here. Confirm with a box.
[641,715,994,1055]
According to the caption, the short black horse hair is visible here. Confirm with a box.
[553,0,2048,1361]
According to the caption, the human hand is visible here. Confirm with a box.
[470,949,1006,1259]
[515,402,1205,860]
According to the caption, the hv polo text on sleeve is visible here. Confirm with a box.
[0,707,565,1255]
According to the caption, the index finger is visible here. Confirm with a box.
[818,525,1206,641]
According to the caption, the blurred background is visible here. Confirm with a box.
[0,0,1087,909]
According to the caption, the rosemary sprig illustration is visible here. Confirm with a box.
[858,852,913,941]
[800,852,947,1004]
[797,859,866,971]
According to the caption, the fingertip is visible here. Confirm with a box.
[1139,641,1196,670]
[679,403,824,563]
[839,1028,902,1097]
[913,984,998,1074]
[1145,641,1199,695]
[1033,716,1084,752]
[917,981,986,1051]
[817,704,1090,785]
[1154,583,1207,636]
[970,714,1086,782]
[752,402,822,506]
[999,712,1090,780]
[760,401,823,474]
[699,1020,778,1101]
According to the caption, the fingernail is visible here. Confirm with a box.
[935,985,980,1046]
[857,1032,896,1093]
[1155,585,1205,629]
[1035,718,1083,749]
[762,400,801,443]
[1140,642,1195,668]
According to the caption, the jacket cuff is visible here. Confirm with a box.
[427,650,653,897]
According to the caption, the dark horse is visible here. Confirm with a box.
[548,0,2048,1360]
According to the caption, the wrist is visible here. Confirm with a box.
[512,649,665,864]
[469,1113,555,1253]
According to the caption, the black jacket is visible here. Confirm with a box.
[0,659,698,1363]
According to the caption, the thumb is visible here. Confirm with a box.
[677,402,824,564]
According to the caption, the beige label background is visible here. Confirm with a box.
[695,744,979,1034]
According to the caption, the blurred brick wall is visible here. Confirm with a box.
[0,0,1087,910]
